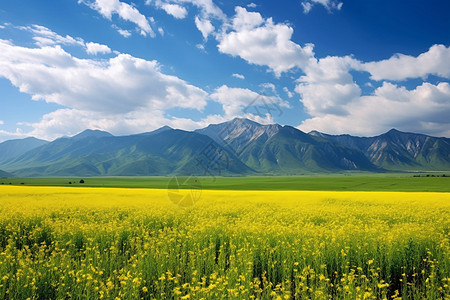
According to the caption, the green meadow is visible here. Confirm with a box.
[1,174,449,192]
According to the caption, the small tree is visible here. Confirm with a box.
[80,179,85,184]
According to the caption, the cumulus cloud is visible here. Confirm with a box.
[159,3,188,19]
[0,38,209,139]
[232,73,245,80]
[85,42,112,55]
[362,44,450,81]
[295,55,361,116]
[218,7,315,77]
[301,0,343,14]
[210,85,286,124]
[0,39,207,113]
[210,85,263,117]
[298,82,450,137]
[291,44,450,137]
[79,0,155,37]
[195,17,214,39]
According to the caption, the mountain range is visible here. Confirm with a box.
[0,118,449,177]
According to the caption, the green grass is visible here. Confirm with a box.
[1,173,449,192]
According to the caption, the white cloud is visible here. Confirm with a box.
[79,0,155,37]
[85,42,112,55]
[158,27,165,36]
[301,0,343,14]
[0,120,3,125]
[210,85,285,124]
[159,3,188,19]
[195,17,214,39]
[362,44,450,81]
[22,108,165,140]
[218,7,315,77]
[0,38,209,139]
[19,25,114,56]
[232,73,245,80]
[295,55,361,116]
[179,0,225,20]
[196,43,206,51]
[283,87,294,98]
[298,81,450,137]
[210,85,261,117]
[301,2,313,13]
[149,0,226,38]
[0,128,29,143]
[260,83,276,92]
[230,6,264,31]
[291,44,450,137]
[20,25,84,47]
[247,3,257,8]
[149,0,225,20]
[112,25,132,37]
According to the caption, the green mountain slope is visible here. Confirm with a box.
[1,119,448,177]
[310,129,450,171]
[0,137,48,164]
[2,128,253,177]
[198,119,379,174]
[239,126,378,174]
[0,169,13,178]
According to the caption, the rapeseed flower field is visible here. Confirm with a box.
[0,186,449,299]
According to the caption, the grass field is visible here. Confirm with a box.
[0,186,449,299]
[2,174,450,192]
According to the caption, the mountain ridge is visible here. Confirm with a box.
[0,119,449,177]
[0,137,49,164]
[0,169,13,178]
[310,129,450,171]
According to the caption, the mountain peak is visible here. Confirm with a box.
[159,125,173,130]
[309,130,325,137]
[72,129,113,140]
[229,117,261,127]
[386,128,402,135]
[139,125,174,136]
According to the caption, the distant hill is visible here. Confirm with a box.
[310,129,450,171]
[0,128,253,177]
[0,169,13,178]
[0,119,449,177]
[0,137,48,164]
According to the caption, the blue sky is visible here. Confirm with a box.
[0,0,449,141]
